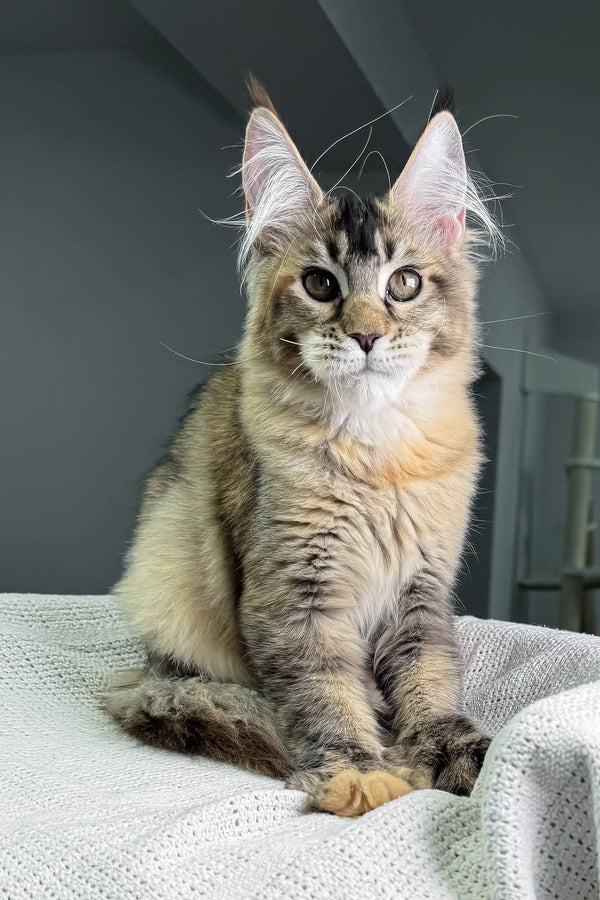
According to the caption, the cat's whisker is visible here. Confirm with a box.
[160,341,272,367]
[326,184,367,209]
[461,113,519,138]
[402,304,421,338]
[426,88,440,126]
[160,341,240,367]
[322,128,373,203]
[405,321,426,339]
[309,132,372,239]
[358,150,392,193]
[431,297,447,342]
[477,342,556,362]
[310,96,412,172]
[479,312,549,325]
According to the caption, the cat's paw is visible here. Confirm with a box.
[285,751,382,795]
[310,767,414,817]
[287,763,420,817]
[432,725,491,796]
[286,763,345,795]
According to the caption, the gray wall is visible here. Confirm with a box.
[1,47,245,593]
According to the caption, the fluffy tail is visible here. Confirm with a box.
[102,668,292,778]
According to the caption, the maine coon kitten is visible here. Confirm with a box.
[104,82,494,817]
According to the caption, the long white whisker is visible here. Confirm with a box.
[477,342,555,362]
[480,312,549,325]
[160,341,239,366]
[323,127,373,200]
[310,96,413,172]
[461,113,519,138]
[358,150,392,192]
[426,89,439,126]
[327,184,367,208]
[431,297,447,342]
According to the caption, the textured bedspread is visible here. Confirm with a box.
[2,593,600,899]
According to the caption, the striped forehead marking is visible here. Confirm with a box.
[333,194,387,260]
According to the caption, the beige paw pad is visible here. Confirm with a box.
[313,768,414,817]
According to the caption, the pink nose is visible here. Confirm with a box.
[349,333,381,353]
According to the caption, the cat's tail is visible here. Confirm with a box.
[102,668,292,778]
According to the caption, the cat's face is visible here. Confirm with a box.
[252,193,476,404]
[240,95,483,407]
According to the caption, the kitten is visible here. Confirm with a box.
[104,81,492,817]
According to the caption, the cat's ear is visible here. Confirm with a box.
[390,111,467,249]
[242,100,322,251]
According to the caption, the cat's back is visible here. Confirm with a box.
[140,360,260,586]
[143,364,245,505]
[116,362,254,680]
[178,364,259,558]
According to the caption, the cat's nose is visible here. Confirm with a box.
[349,333,381,354]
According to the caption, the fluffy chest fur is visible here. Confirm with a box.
[237,363,479,645]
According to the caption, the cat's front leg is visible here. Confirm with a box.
[239,572,416,816]
[376,568,490,796]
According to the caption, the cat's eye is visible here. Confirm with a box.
[302,269,340,302]
[387,267,422,302]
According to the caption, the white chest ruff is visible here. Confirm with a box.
[352,500,423,641]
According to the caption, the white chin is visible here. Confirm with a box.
[322,366,410,408]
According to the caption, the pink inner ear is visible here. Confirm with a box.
[390,112,468,250]
[432,209,466,248]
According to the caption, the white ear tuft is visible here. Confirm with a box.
[240,108,322,266]
[392,111,467,248]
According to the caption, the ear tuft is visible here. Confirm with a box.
[246,74,278,116]
[428,84,456,120]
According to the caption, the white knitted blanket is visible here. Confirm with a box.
[2,594,600,899]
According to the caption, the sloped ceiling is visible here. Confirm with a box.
[125,0,411,178]
[3,0,597,312]
[0,0,159,52]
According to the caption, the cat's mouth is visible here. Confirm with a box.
[344,355,421,385]
[327,361,400,385]
[360,359,381,375]
[356,356,397,376]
